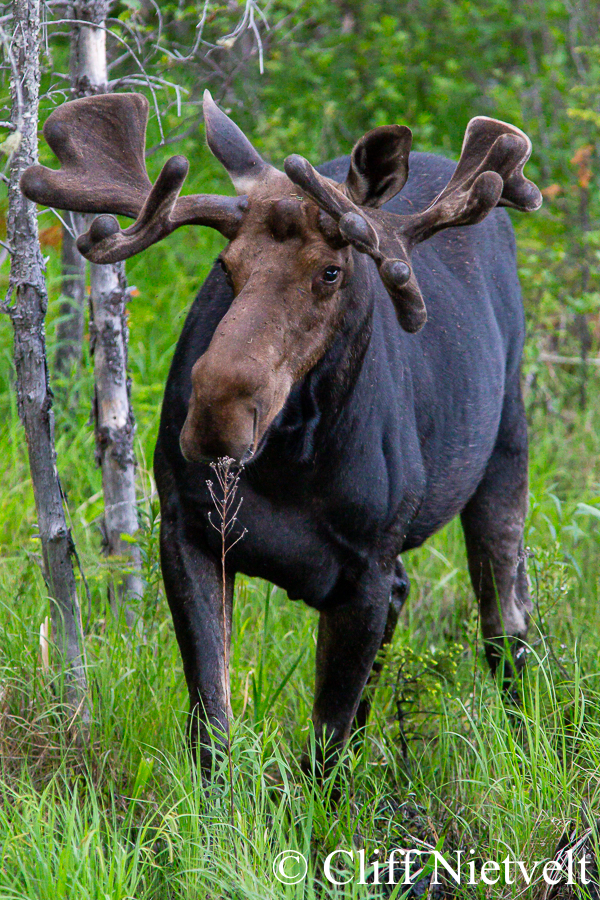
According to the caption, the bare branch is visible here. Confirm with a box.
[37,205,77,238]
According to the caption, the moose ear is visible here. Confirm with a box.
[344,125,412,208]
[203,90,273,193]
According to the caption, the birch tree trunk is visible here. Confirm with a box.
[54,5,89,381]
[72,0,143,622]
[89,262,142,620]
[5,0,88,709]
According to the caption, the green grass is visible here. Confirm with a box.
[1,207,600,897]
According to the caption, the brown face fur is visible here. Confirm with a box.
[179,170,353,464]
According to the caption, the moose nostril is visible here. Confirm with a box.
[237,408,260,465]
[179,396,261,466]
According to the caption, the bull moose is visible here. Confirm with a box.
[21,92,542,776]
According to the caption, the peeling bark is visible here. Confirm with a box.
[72,0,142,620]
[89,263,143,615]
[6,0,88,709]
[70,0,109,97]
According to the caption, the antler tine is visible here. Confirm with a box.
[284,155,360,221]
[76,154,189,262]
[402,116,543,247]
[21,92,248,264]
[284,155,392,267]
[459,117,542,211]
[76,156,246,264]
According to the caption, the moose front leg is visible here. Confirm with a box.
[353,558,410,732]
[159,504,234,774]
[308,569,393,777]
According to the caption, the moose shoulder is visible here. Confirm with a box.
[21,93,541,777]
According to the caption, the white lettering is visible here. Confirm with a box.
[516,859,542,884]
[581,855,591,885]
[567,849,575,884]
[357,849,368,885]
[481,861,500,885]
[403,850,422,884]
[542,861,562,885]
[323,850,353,886]
[467,858,478,884]
[387,849,404,885]
[432,851,462,884]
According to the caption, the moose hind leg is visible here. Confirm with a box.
[460,379,532,690]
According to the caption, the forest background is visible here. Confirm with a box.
[0,0,600,897]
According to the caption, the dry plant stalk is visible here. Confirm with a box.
[39,616,51,675]
[207,457,247,835]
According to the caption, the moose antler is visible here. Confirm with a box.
[20,93,246,263]
[285,117,542,332]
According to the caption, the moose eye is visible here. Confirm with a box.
[219,258,234,289]
[322,266,341,284]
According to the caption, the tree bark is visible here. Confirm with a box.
[72,0,143,621]
[6,0,88,709]
[89,263,143,615]
[54,0,92,380]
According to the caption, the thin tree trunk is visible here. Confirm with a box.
[5,0,88,710]
[72,0,143,621]
[55,215,86,379]
[54,2,90,381]
[89,263,143,615]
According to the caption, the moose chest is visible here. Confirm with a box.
[177,451,410,610]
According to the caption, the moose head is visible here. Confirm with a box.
[21,92,541,464]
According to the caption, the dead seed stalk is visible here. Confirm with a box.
[207,457,247,841]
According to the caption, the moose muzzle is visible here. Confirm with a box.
[179,350,292,465]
